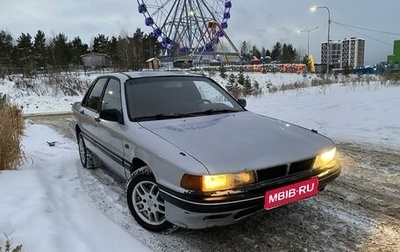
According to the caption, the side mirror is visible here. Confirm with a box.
[99,109,124,124]
[237,98,247,108]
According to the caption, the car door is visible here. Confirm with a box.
[78,77,108,153]
[96,78,126,178]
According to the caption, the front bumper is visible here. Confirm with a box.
[159,163,341,229]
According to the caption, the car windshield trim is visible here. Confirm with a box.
[193,108,242,115]
[133,113,192,122]
[133,110,243,122]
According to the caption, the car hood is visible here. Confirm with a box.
[139,111,335,174]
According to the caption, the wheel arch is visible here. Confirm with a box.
[75,125,82,141]
[130,158,148,174]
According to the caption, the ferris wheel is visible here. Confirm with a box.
[137,0,238,58]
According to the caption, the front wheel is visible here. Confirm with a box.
[126,166,175,232]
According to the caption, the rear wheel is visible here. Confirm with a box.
[78,133,98,169]
[126,166,176,232]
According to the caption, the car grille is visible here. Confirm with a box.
[256,158,315,181]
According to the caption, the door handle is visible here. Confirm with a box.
[94,117,100,122]
[80,110,84,115]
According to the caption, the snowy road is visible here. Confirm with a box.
[35,115,400,252]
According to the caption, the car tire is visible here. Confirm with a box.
[78,133,98,169]
[127,166,177,232]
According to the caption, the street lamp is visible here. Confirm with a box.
[299,26,319,56]
[310,6,331,74]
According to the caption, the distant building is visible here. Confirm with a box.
[387,40,400,65]
[341,37,365,68]
[81,52,110,68]
[321,40,342,69]
[146,57,161,70]
[320,37,365,69]
[387,40,400,72]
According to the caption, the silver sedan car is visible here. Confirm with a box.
[72,71,341,232]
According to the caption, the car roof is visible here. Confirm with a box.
[102,71,206,81]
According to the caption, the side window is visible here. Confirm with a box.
[84,78,108,111]
[101,78,121,112]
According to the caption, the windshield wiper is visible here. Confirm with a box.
[194,109,241,115]
[133,113,188,121]
[154,112,196,119]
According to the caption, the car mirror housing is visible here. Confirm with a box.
[237,98,247,108]
[99,109,124,124]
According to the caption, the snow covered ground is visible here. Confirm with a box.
[0,72,399,251]
[246,82,400,149]
[0,124,152,251]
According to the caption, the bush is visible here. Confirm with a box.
[252,80,263,96]
[311,76,334,87]
[0,234,22,252]
[380,72,400,86]
[219,65,227,79]
[0,96,24,171]
[14,72,91,96]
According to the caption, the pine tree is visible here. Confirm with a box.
[92,34,109,53]
[226,73,236,89]
[219,64,227,79]
[51,33,72,67]
[16,33,34,75]
[69,37,89,65]
[108,36,119,68]
[240,41,249,61]
[226,73,241,98]
[243,75,252,96]
[0,30,14,71]
[271,42,282,62]
[282,43,297,63]
[142,33,161,61]
[237,69,245,86]
[33,30,47,69]
[251,45,261,59]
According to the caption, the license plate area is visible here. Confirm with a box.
[264,177,319,210]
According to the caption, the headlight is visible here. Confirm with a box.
[313,147,337,169]
[180,171,256,192]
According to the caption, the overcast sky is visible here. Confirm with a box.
[1,0,399,65]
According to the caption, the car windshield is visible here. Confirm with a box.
[125,76,244,121]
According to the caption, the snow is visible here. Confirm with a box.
[246,82,400,149]
[0,72,399,251]
[0,124,152,251]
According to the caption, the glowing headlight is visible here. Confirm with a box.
[313,147,337,169]
[180,171,256,192]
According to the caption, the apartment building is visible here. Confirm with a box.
[320,37,365,69]
[321,40,342,68]
[341,37,365,68]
